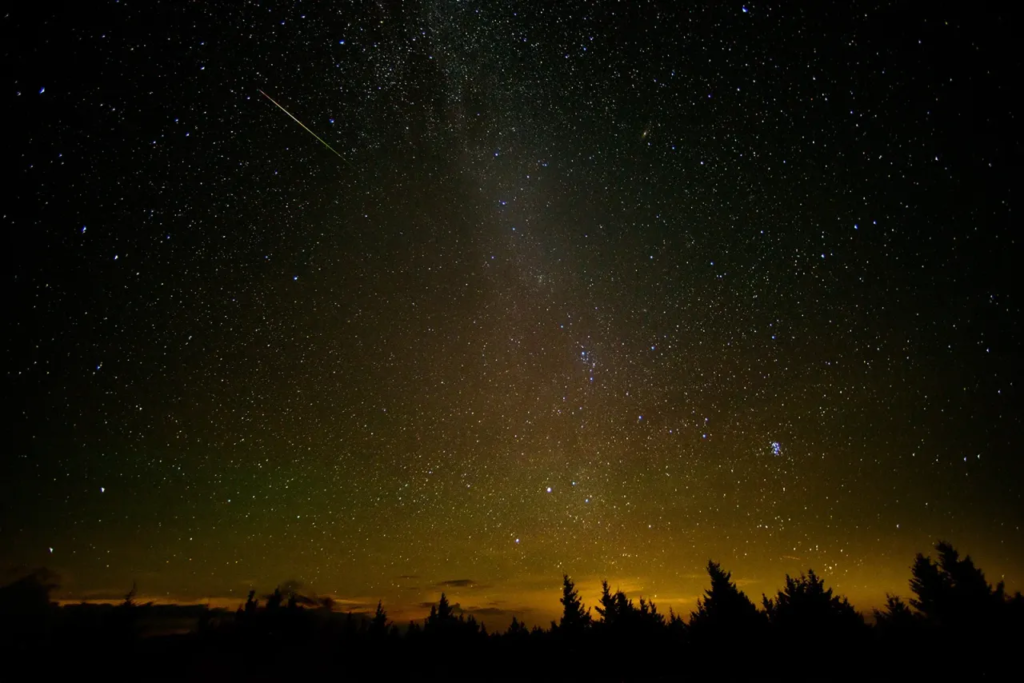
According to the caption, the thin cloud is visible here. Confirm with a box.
[466,607,508,616]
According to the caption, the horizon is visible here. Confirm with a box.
[6,542,1020,680]
[29,540,1023,632]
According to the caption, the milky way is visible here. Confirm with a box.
[6,2,1020,626]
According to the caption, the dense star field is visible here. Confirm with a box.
[4,2,1020,627]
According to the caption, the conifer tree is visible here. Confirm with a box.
[689,560,763,636]
[873,594,917,629]
[426,592,456,633]
[595,580,617,626]
[370,600,388,636]
[266,587,284,612]
[438,592,453,620]
[244,590,258,616]
[910,540,1005,627]
[762,569,863,632]
[506,615,528,637]
[123,581,137,608]
[558,574,592,634]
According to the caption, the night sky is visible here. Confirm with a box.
[5,2,1021,626]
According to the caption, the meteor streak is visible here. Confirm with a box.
[259,89,343,159]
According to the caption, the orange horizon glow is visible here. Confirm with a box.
[48,547,1019,632]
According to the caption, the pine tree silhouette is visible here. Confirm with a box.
[437,592,454,621]
[506,615,529,638]
[4,541,1020,679]
[594,580,665,633]
[465,614,482,636]
[426,592,457,634]
[909,540,1007,628]
[637,596,665,629]
[903,541,1024,676]
[689,560,764,640]
[557,574,591,634]
[595,580,618,626]
[873,594,917,629]
[759,569,865,671]
[266,587,284,612]
[909,551,949,622]
[667,608,686,640]
[369,600,388,636]
[122,581,137,607]
[763,569,864,635]
[244,589,259,616]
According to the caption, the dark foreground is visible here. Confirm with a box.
[3,542,1021,680]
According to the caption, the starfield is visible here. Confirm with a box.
[4,2,1021,680]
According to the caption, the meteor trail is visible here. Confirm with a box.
[259,89,344,159]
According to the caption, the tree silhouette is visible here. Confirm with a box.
[437,592,454,621]
[556,574,591,634]
[637,597,665,628]
[3,541,1020,680]
[0,568,59,617]
[595,580,618,626]
[1010,591,1024,616]
[873,594,917,629]
[425,592,457,633]
[909,540,1004,628]
[763,569,864,637]
[464,613,482,636]
[369,600,388,636]
[0,568,60,648]
[688,560,764,641]
[244,589,259,616]
[265,587,284,612]
[595,580,633,628]
[586,578,668,677]
[909,552,947,620]
[901,541,1024,676]
[506,615,529,638]
[122,581,138,607]
[110,580,149,643]
[343,610,358,638]
[667,608,686,640]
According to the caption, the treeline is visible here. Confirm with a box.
[1,541,1021,680]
